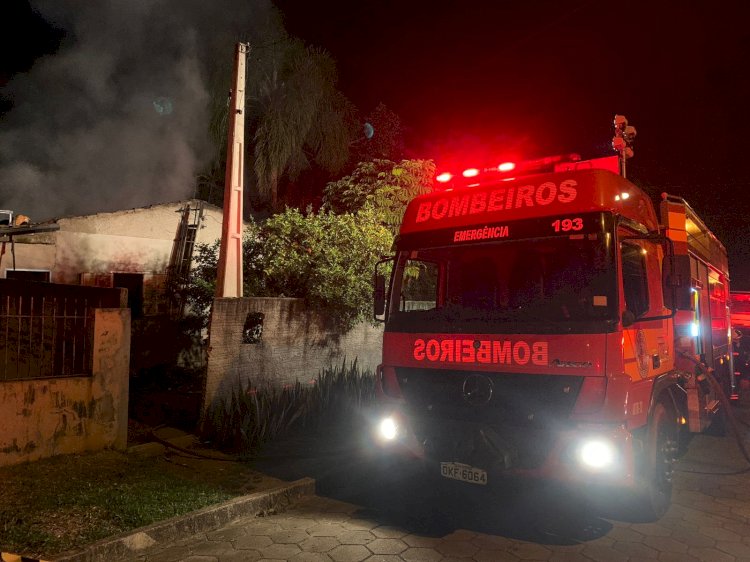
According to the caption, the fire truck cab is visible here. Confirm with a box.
[372,156,732,520]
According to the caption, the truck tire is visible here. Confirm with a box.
[630,400,679,521]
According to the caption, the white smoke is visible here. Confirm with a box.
[0,0,282,221]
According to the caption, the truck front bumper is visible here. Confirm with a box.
[372,408,637,489]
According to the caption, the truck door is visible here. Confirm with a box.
[620,236,672,381]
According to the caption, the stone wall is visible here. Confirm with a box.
[203,297,383,414]
[0,309,131,467]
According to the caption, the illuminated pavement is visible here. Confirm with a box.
[134,418,750,562]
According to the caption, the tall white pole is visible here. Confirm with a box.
[216,43,250,297]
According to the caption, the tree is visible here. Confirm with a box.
[261,208,392,329]
[249,39,357,211]
[351,103,405,163]
[322,159,435,234]
[185,209,391,331]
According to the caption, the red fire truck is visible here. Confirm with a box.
[372,153,732,520]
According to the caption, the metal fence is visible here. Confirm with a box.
[0,280,125,380]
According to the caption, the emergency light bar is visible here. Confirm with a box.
[434,153,585,191]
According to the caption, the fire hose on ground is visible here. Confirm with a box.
[676,350,750,475]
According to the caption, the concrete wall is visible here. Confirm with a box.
[203,297,383,413]
[0,309,131,467]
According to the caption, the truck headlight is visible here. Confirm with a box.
[577,438,616,470]
[377,416,399,441]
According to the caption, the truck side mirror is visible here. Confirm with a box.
[622,310,636,328]
[374,273,386,319]
[662,254,693,311]
[373,257,393,321]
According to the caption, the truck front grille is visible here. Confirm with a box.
[395,368,584,469]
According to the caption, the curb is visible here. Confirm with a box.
[51,477,316,562]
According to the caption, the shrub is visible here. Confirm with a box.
[202,361,375,455]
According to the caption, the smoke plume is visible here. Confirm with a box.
[0,0,282,221]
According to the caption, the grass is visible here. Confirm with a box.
[0,449,236,559]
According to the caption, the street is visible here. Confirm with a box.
[136,409,750,561]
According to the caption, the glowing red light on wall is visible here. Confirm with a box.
[436,172,453,183]
[498,162,516,172]
[462,168,480,178]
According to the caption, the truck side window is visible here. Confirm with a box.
[621,242,649,318]
[400,260,439,312]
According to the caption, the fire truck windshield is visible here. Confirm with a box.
[388,215,617,334]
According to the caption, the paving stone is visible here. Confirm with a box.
[630,522,673,537]
[717,540,750,557]
[699,525,741,542]
[642,536,689,554]
[339,530,376,544]
[612,540,659,558]
[402,535,441,548]
[472,534,516,550]
[657,553,700,562]
[341,519,379,531]
[299,536,340,553]
[288,552,334,562]
[319,499,358,514]
[370,525,407,539]
[234,534,274,550]
[668,529,717,549]
[687,547,735,562]
[205,526,248,541]
[258,542,303,559]
[244,522,284,536]
[365,538,407,555]
[362,556,402,562]
[474,548,521,562]
[309,523,348,537]
[443,529,478,541]
[548,551,598,562]
[580,544,628,562]
[144,545,194,562]
[731,505,750,518]
[435,540,479,558]
[400,546,443,561]
[268,529,310,544]
[506,542,551,560]
[189,540,237,557]
[277,516,318,530]
[328,544,371,562]
[606,526,646,542]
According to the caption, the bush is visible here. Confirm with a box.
[202,361,375,455]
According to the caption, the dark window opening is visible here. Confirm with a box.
[5,269,51,282]
[243,312,264,344]
[113,273,144,319]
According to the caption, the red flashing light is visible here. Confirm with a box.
[498,162,516,172]
[436,172,453,183]
[462,168,480,178]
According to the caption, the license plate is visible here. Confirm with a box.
[440,462,487,485]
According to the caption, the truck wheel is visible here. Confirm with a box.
[631,400,679,521]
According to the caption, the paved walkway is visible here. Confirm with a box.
[135,428,750,562]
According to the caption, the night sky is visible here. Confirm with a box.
[3,1,750,287]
